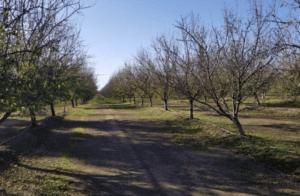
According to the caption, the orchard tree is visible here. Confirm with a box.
[171,24,203,118]
[247,67,277,105]
[152,34,176,110]
[270,0,300,49]
[106,71,126,101]
[278,52,300,102]
[0,0,90,126]
[175,3,278,136]
[135,49,157,107]
[122,64,137,103]
[39,22,81,116]
[68,51,96,107]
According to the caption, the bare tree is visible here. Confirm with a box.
[268,0,300,50]
[248,67,277,105]
[171,22,203,118]
[151,34,177,110]
[121,64,137,103]
[135,49,157,107]
[175,3,277,136]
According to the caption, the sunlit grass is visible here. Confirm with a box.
[104,96,300,174]
[90,95,124,104]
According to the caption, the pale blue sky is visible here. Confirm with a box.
[79,0,276,90]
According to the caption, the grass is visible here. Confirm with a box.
[1,94,300,195]
[109,96,300,176]
[65,106,97,120]
[6,94,299,176]
[0,101,90,195]
[220,135,300,173]
[4,98,98,122]
[112,105,221,152]
[90,95,124,104]
[0,163,70,195]
[0,122,86,195]
[169,109,300,174]
[264,99,300,108]
[27,124,86,195]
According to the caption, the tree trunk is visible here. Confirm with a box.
[29,108,37,127]
[204,95,207,102]
[189,99,194,119]
[262,92,266,100]
[164,99,168,111]
[50,102,56,116]
[254,93,260,106]
[71,99,75,107]
[122,96,125,102]
[141,96,144,105]
[149,96,153,107]
[0,112,11,125]
[133,97,136,104]
[129,97,131,103]
[64,101,66,113]
[75,98,78,106]
[231,116,245,136]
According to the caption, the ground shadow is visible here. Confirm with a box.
[261,101,300,108]
[260,124,300,132]
[1,107,299,195]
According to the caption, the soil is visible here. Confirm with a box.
[0,104,299,195]
[0,118,31,144]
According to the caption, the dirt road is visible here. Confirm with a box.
[66,105,292,196]
[1,104,298,195]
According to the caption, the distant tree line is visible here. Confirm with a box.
[0,0,98,127]
[100,0,300,136]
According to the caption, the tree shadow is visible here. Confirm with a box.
[1,119,30,127]
[260,124,300,132]
[1,113,299,195]
[0,116,66,170]
[83,107,113,110]
[219,135,300,174]
[15,162,167,195]
[261,101,300,108]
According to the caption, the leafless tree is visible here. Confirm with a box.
[268,0,300,50]
[121,64,137,103]
[135,49,157,107]
[151,34,178,110]
[248,67,277,105]
[175,2,277,136]
[171,22,203,118]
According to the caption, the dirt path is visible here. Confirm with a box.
[1,105,299,195]
[66,105,294,196]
